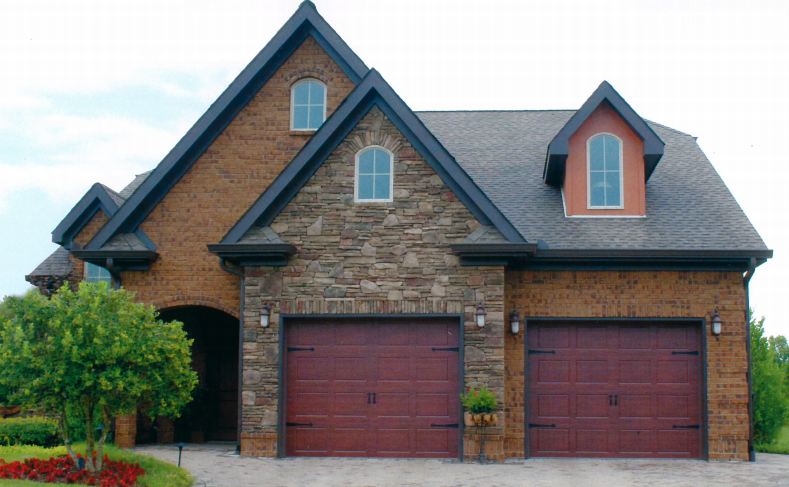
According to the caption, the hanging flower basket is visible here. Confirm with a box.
[460,386,498,427]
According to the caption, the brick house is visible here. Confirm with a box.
[26,2,772,461]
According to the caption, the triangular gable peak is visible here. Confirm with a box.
[85,1,368,251]
[544,81,664,186]
[209,69,526,266]
[52,183,122,249]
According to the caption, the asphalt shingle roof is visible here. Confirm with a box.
[416,110,768,251]
[28,247,71,277]
[118,170,153,200]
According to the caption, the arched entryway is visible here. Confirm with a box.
[135,306,239,444]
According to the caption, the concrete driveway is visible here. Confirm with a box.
[136,444,789,487]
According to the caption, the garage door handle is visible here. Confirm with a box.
[286,422,313,427]
[432,347,459,352]
[287,347,315,352]
[672,425,700,429]
[372,393,376,404]
[528,423,556,428]
[609,394,613,406]
[672,351,699,355]
[614,394,618,406]
[528,350,556,354]
[368,393,371,404]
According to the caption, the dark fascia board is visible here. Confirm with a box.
[85,1,368,251]
[220,70,526,245]
[52,183,118,249]
[511,249,772,271]
[544,81,665,186]
[450,243,537,257]
[206,243,297,267]
[70,250,159,271]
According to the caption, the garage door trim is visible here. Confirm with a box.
[277,313,465,459]
[523,317,708,460]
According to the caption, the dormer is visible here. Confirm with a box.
[544,81,664,217]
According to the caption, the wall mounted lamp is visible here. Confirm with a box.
[711,309,722,338]
[510,308,520,335]
[260,303,272,328]
[476,302,487,328]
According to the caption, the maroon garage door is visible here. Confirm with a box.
[528,321,702,458]
[285,317,460,458]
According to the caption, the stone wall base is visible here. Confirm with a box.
[241,432,277,457]
[464,435,504,462]
[114,414,137,449]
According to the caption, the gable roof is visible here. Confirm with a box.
[27,247,71,277]
[51,183,123,249]
[543,81,665,185]
[84,0,368,251]
[214,69,526,247]
[417,110,770,265]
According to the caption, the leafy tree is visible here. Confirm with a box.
[751,313,789,443]
[768,335,789,367]
[0,282,198,473]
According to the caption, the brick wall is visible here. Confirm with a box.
[241,107,506,458]
[119,35,356,314]
[504,270,749,461]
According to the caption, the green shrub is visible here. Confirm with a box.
[751,315,789,443]
[0,417,59,447]
[460,386,497,414]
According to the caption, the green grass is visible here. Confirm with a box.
[756,426,789,454]
[0,442,193,487]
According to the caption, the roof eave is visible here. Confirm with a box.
[207,243,298,267]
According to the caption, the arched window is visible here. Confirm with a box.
[587,133,623,208]
[355,147,393,202]
[291,79,326,131]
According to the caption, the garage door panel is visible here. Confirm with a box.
[576,326,608,349]
[536,360,570,384]
[576,429,609,453]
[529,321,701,459]
[576,360,608,383]
[619,430,652,453]
[575,394,608,418]
[657,395,691,419]
[619,360,651,384]
[536,326,570,349]
[287,318,459,458]
[538,394,570,418]
[657,360,690,384]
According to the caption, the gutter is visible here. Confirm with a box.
[744,257,757,462]
[219,258,245,454]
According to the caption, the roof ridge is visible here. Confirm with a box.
[415,109,577,113]
[644,119,693,137]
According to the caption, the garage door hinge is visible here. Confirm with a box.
[528,350,556,355]
[286,422,313,427]
[671,351,699,355]
[672,425,700,429]
[430,423,459,428]
[287,347,315,352]
[528,423,556,428]
[431,347,459,352]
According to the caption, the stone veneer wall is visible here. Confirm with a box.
[240,107,506,459]
[504,270,750,461]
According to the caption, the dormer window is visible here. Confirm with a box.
[587,134,623,209]
[291,79,326,131]
[355,147,393,202]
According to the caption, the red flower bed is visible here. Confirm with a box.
[0,453,145,486]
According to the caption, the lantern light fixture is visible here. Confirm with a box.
[475,302,487,328]
[711,309,722,337]
[260,303,272,328]
[510,308,520,335]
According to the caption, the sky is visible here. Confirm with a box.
[1,0,787,336]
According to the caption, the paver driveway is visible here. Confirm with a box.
[135,444,789,487]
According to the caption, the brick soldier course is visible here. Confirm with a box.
[26,1,771,463]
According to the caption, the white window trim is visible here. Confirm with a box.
[586,133,625,210]
[354,145,394,203]
[290,78,327,131]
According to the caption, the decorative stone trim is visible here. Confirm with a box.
[284,68,328,85]
[240,432,277,457]
[151,295,240,319]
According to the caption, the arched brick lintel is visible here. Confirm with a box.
[150,295,240,320]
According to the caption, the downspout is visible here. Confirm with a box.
[744,257,757,462]
[105,258,122,290]
[219,258,244,454]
